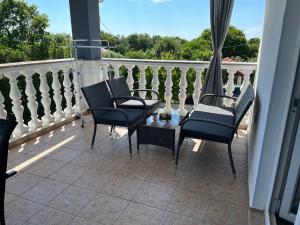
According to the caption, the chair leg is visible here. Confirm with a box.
[91,123,97,148]
[128,129,133,156]
[110,125,115,135]
[228,143,236,178]
[175,132,184,169]
[0,193,5,225]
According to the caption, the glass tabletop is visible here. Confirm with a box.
[144,108,189,129]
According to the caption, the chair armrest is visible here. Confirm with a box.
[200,94,237,104]
[113,96,147,109]
[92,107,130,122]
[130,89,159,100]
[181,118,235,129]
[6,170,17,179]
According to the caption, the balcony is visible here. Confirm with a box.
[0,58,264,225]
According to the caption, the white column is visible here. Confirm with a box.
[127,65,134,91]
[178,67,188,115]
[225,69,236,106]
[164,67,173,113]
[8,72,28,136]
[38,69,54,125]
[151,67,159,99]
[0,90,7,119]
[241,70,252,94]
[51,69,64,121]
[139,66,147,99]
[193,68,203,110]
[63,68,73,118]
[24,71,41,131]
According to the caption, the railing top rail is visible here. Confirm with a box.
[101,58,257,70]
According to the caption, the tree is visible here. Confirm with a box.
[0,0,49,62]
[200,26,250,60]
[248,38,260,60]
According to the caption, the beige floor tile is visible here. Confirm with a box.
[133,182,174,209]
[70,217,102,225]
[161,212,205,225]
[25,158,66,177]
[7,153,36,172]
[103,177,142,200]
[74,170,114,192]
[48,147,82,162]
[79,193,129,225]
[6,173,44,195]
[206,198,249,225]
[146,169,183,188]
[49,163,89,184]
[5,197,43,225]
[249,208,265,225]
[115,202,164,225]
[48,185,98,214]
[70,152,106,168]
[116,163,153,181]
[25,206,74,225]
[5,192,17,204]
[22,179,69,204]
[167,190,210,221]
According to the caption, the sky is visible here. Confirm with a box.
[26,0,266,40]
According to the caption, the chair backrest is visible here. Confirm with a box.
[81,81,114,112]
[234,84,255,127]
[107,77,131,104]
[0,119,17,183]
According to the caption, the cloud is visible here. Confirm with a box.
[152,0,171,3]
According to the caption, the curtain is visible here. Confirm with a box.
[200,0,235,106]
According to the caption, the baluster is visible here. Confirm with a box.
[139,66,147,99]
[127,65,134,91]
[0,90,7,119]
[51,69,64,121]
[225,69,236,107]
[63,68,73,118]
[8,72,28,136]
[164,67,173,113]
[151,67,159,99]
[102,64,109,81]
[24,71,41,131]
[72,67,82,115]
[193,68,203,110]
[38,69,54,125]
[114,65,121,78]
[240,70,252,94]
[178,67,188,115]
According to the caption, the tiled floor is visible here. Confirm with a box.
[5,117,263,225]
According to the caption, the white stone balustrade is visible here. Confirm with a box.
[0,59,80,139]
[0,58,256,140]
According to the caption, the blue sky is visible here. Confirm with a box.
[26,0,265,40]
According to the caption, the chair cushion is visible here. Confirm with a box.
[181,110,235,143]
[118,99,161,115]
[195,103,235,116]
[94,108,146,127]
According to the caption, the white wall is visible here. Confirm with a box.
[248,0,300,210]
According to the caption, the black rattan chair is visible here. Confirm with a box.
[176,85,255,178]
[0,119,17,225]
[81,81,147,154]
[107,77,161,115]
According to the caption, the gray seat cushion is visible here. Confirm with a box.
[94,108,145,127]
[182,110,235,143]
[118,99,161,115]
[195,103,235,116]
